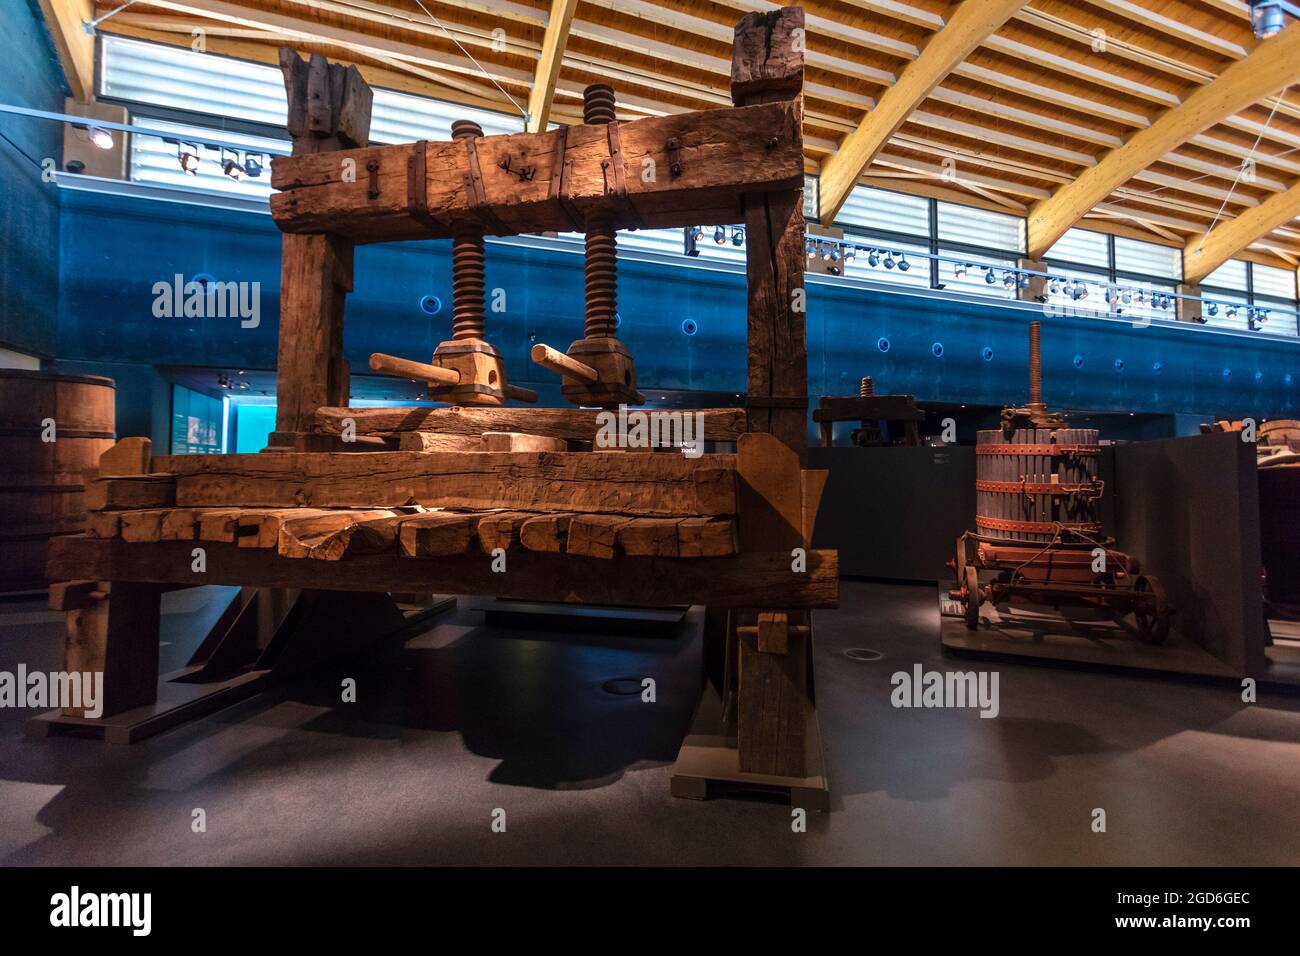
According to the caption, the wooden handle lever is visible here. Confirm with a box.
[369,352,460,386]
[530,343,599,384]
[502,383,539,403]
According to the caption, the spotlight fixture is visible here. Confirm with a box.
[822,243,833,262]
[953,262,967,279]
[829,245,841,263]
[1121,290,1132,305]
[730,226,744,247]
[713,226,726,245]
[805,238,817,259]
[1208,302,1220,317]
[177,142,201,175]
[1018,272,1031,289]
[1226,305,1238,319]
[1250,1,1291,39]
[984,267,997,285]
[1048,278,1062,295]
[220,148,243,181]
[897,254,910,271]
[882,251,896,269]
[867,249,880,268]
[1072,283,1089,301]
[242,154,264,178]
[87,126,114,150]
[843,245,856,264]
[1002,271,1015,290]
[692,225,705,241]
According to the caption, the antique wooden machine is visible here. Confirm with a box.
[812,375,924,447]
[42,9,834,796]
[950,321,1172,642]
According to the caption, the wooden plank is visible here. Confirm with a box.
[730,7,805,103]
[756,609,789,654]
[49,536,840,609]
[269,100,803,239]
[273,232,354,437]
[518,512,576,553]
[398,511,485,557]
[237,507,339,548]
[737,432,804,551]
[198,508,258,543]
[84,475,175,512]
[316,405,746,441]
[160,508,202,541]
[155,451,738,517]
[63,580,161,718]
[49,579,99,611]
[84,511,121,540]
[525,0,579,133]
[738,627,807,776]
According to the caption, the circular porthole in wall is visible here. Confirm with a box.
[981,346,994,362]
[1114,358,1124,372]
[1072,354,1084,369]
[419,294,442,316]
[681,318,698,336]
[931,341,944,358]
[877,336,891,353]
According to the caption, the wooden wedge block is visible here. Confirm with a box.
[98,437,151,476]
[476,511,534,552]
[398,511,484,557]
[481,432,567,453]
[119,509,170,543]
[84,511,121,539]
[198,508,258,543]
[677,517,737,557]
[160,508,202,541]
[567,514,634,559]
[518,513,576,553]
[277,509,399,558]
[237,508,338,548]
[617,517,683,557]
[396,432,484,452]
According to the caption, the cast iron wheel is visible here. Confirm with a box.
[964,565,981,629]
[1132,575,1171,645]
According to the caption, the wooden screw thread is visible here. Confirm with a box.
[583,84,616,125]
[451,119,486,340]
[584,209,618,338]
[859,376,874,398]
[1028,320,1043,407]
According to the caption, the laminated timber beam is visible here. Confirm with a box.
[269,100,804,242]
[816,0,1029,225]
[526,0,580,133]
[1184,179,1300,284]
[36,0,95,101]
[47,538,839,610]
[1026,22,1300,260]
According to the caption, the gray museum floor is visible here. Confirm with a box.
[2,580,1297,866]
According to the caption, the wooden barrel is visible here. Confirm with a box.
[974,427,1101,542]
[0,369,115,593]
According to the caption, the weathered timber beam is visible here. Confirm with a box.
[314,405,747,441]
[48,537,839,609]
[152,451,737,516]
[269,100,803,241]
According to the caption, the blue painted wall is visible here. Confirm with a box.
[0,2,66,358]
[54,188,1300,443]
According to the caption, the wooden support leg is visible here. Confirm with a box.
[61,581,162,718]
[269,232,355,448]
[738,621,807,777]
[701,606,729,698]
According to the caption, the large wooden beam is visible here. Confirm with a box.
[526,0,580,133]
[47,538,839,610]
[153,451,738,516]
[271,233,353,439]
[1027,23,1300,260]
[1184,179,1300,284]
[816,0,1028,224]
[36,0,95,101]
[269,99,804,241]
[314,405,747,441]
[732,8,809,461]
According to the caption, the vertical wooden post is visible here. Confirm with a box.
[58,581,162,718]
[733,7,808,463]
[269,232,354,447]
